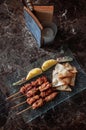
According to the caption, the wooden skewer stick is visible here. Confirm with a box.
[11,100,27,109]
[11,95,25,101]
[17,106,32,115]
[6,91,20,100]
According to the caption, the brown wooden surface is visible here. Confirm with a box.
[34,5,54,23]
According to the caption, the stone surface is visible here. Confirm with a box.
[0,0,86,130]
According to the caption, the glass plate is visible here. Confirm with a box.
[6,47,86,123]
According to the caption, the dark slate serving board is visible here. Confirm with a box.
[6,47,86,123]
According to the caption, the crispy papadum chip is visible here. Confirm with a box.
[52,78,65,87]
[55,63,65,73]
[52,60,78,90]
[64,87,72,91]
[70,73,76,86]
[42,59,57,71]
[26,68,42,80]
[55,85,72,92]
[61,77,71,85]
[52,70,65,87]
[63,63,77,74]
[70,67,77,74]
[58,69,73,79]
[63,62,73,71]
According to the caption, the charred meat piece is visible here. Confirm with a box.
[39,82,52,92]
[40,89,53,98]
[36,76,48,86]
[31,80,38,87]
[20,84,32,94]
[26,88,39,98]
[40,76,48,83]
[20,86,26,94]
[44,92,58,102]
[24,84,32,92]
[27,95,39,105]
[20,76,48,94]
[32,98,44,109]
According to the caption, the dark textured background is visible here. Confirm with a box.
[0,0,86,130]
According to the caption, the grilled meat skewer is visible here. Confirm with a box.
[32,98,44,109]
[39,82,52,92]
[27,95,40,105]
[12,88,54,109]
[20,76,48,95]
[20,84,32,94]
[40,88,53,98]
[44,92,58,102]
[17,91,58,115]
[26,87,39,98]
[26,88,55,105]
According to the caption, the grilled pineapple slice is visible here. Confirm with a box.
[26,68,42,80]
[42,59,57,71]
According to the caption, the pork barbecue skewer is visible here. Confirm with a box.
[17,92,58,115]
[7,80,51,101]
[6,76,48,100]
[11,95,40,109]
[22,81,51,98]
[10,77,52,109]
[7,76,58,115]
[11,87,53,109]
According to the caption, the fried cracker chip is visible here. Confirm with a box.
[52,61,78,91]
[52,69,65,87]
[70,67,77,74]
[62,77,71,85]
[58,69,73,79]
[55,85,72,92]
[55,63,65,73]
[63,62,73,71]
[70,73,76,86]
